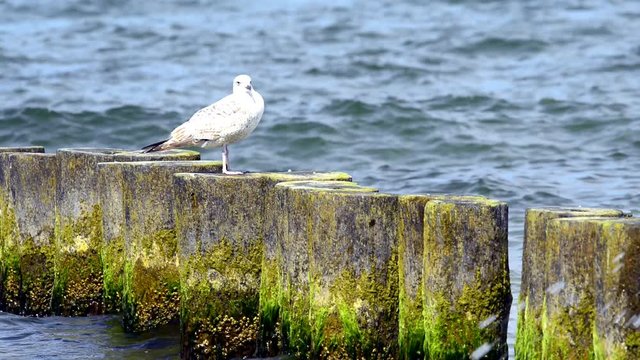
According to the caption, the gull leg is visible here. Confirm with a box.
[222,144,243,175]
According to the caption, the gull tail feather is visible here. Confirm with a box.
[141,139,171,153]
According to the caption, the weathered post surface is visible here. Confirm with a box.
[397,195,432,360]
[592,217,640,359]
[98,160,222,332]
[0,151,56,315]
[274,181,399,359]
[516,207,626,359]
[173,172,351,359]
[53,148,199,316]
[0,146,45,154]
[534,216,639,360]
[422,197,511,359]
[397,195,510,359]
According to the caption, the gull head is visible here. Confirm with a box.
[233,74,253,94]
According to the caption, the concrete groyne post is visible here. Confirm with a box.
[274,181,399,358]
[98,160,222,332]
[173,172,352,359]
[423,197,511,359]
[0,151,56,315]
[515,207,626,359]
[53,148,199,316]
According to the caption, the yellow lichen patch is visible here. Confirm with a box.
[122,229,182,332]
[52,206,105,315]
[61,234,90,253]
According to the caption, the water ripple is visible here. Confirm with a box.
[2,0,640,357]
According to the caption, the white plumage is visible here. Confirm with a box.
[142,74,264,174]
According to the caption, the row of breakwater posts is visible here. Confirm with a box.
[0,146,636,359]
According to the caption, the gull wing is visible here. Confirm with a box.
[182,94,244,141]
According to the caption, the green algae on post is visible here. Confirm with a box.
[0,147,45,262]
[397,195,433,360]
[0,147,46,314]
[99,164,127,313]
[423,198,511,359]
[98,160,222,332]
[396,194,499,360]
[272,181,377,358]
[593,218,640,360]
[173,172,352,359]
[516,207,626,359]
[542,218,600,359]
[0,146,45,154]
[274,181,400,359]
[0,153,57,316]
[53,148,200,316]
[539,217,640,360]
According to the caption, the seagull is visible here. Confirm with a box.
[142,74,264,174]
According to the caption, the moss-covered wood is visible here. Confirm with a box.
[543,218,600,359]
[397,195,433,360]
[423,198,511,359]
[0,148,45,313]
[53,148,200,316]
[516,207,626,359]
[273,181,378,359]
[99,163,127,313]
[173,172,352,360]
[0,147,45,258]
[0,146,45,154]
[98,161,222,332]
[273,181,403,359]
[397,194,500,360]
[539,217,639,360]
[592,218,640,360]
[0,153,57,316]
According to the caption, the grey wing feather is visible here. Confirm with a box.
[185,95,244,139]
[159,94,244,150]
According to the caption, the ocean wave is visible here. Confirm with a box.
[453,37,548,56]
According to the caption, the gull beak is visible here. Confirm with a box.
[245,85,252,91]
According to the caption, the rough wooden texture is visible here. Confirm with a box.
[543,217,600,359]
[274,181,401,359]
[173,172,352,360]
[423,197,511,359]
[0,147,47,314]
[0,153,56,315]
[538,217,639,360]
[397,194,503,359]
[98,160,222,331]
[516,207,626,359]
[0,146,45,154]
[397,195,433,360]
[53,148,200,316]
[592,218,640,360]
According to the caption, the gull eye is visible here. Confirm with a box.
[236,81,240,85]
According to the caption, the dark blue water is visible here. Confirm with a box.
[0,312,178,359]
[1,0,639,357]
